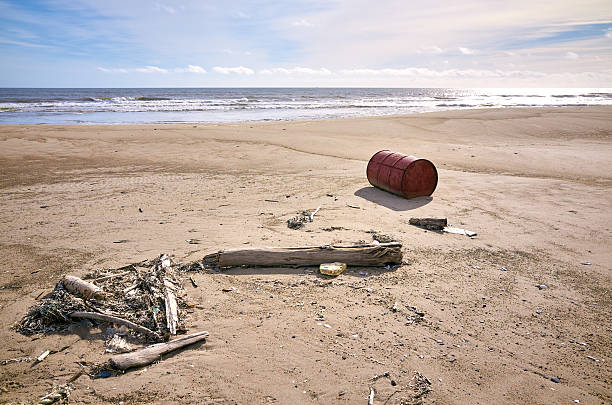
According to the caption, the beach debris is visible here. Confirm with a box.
[368,387,375,405]
[109,330,209,370]
[372,233,396,243]
[550,377,560,383]
[409,217,447,230]
[38,384,71,405]
[61,275,105,300]
[186,239,201,244]
[443,227,477,237]
[499,266,508,271]
[138,208,143,213]
[189,276,198,288]
[310,205,321,221]
[105,334,132,354]
[70,312,161,341]
[287,207,320,229]
[586,355,600,362]
[16,254,187,340]
[319,262,346,276]
[409,371,432,399]
[1,356,32,366]
[35,350,51,363]
[370,371,390,381]
[321,226,345,231]
[581,262,591,266]
[538,284,548,290]
[1,381,24,393]
[346,204,360,209]
[112,239,128,244]
[203,242,403,268]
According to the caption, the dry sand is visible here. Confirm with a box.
[0,106,610,404]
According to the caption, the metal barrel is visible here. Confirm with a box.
[366,150,438,199]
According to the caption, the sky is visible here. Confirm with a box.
[0,0,611,87]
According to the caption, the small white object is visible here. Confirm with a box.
[443,227,477,237]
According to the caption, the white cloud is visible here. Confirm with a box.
[259,67,331,75]
[97,67,128,73]
[565,51,579,59]
[136,66,168,73]
[292,19,312,27]
[154,3,176,14]
[97,66,167,73]
[340,67,547,78]
[175,65,206,73]
[459,47,475,55]
[419,46,444,54]
[0,37,49,48]
[213,66,255,75]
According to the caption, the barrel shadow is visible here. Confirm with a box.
[354,187,432,211]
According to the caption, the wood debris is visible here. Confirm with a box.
[409,217,447,230]
[204,242,403,268]
[61,275,105,300]
[16,254,188,340]
[109,330,209,370]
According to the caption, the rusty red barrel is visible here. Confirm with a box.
[366,150,438,199]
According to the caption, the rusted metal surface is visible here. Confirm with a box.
[366,150,438,199]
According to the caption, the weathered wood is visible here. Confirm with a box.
[158,255,178,335]
[408,217,447,230]
[109,330,209,370]
[62,275,105,300]
[164,288,178,335]
[203,242,402,268]
[69,311,161,341]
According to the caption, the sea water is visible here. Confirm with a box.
[0,88,610,124]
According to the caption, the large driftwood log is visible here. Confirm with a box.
[109,330,209,370]
[203,242,402,268]
[69,311,161,341]
[62,275,105,300]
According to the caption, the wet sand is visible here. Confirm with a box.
[0,106,610,404]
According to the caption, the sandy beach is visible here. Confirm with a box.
[0,106,610,404]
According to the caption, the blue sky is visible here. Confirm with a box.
[0,0,611,87]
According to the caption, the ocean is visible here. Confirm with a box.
[0,88,610,124]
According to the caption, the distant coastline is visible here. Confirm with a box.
[1,87,611,125]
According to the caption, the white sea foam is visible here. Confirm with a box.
[0,88,610,124]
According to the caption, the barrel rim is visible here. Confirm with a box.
[366,149,391,187]
[399,157,438,198]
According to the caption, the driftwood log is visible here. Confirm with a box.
[109,330,209,370]
[203,242,402,268]
[408,217,447,230]
[69,311,161,341]
[62,275,105,300]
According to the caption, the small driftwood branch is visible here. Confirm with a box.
[62,275,105,300]
[69,311,161,341]
[203,242,402,268]
[408,217,447,230]
[309,205,321,222]
[109,330,209,370]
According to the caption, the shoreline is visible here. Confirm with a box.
[0,106,610,404]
